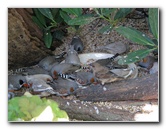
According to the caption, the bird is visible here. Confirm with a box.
[138,56,156,69]
[21,65,49,75]
[50,77,79,96]
[59,71,98,86]
[50,63,81,79]
[74,71,98,86]
[70,36,84,53]
[8,74,27,90]
[38,56,60,71]
[25,74,53,82]
[38,52,66,71]
[89,58,138,85]
[93,53,120,68]
[110,63,138,79]
[65,45,81,66]
[25,74,55,93]
[96,42,128,55]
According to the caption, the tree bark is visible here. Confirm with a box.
[50,96,157,121]
[75,73,158,102]
[8,8,54,70]
[50,96,136,121]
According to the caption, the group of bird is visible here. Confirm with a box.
[8,36,143,99]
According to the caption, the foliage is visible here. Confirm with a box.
[32,8,134,48]
[32,8,84,48]
[115,8,158,65]
[93,8,133,34]
[8,94,69,121]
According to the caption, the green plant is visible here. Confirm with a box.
[62,8,133,34]
[32,8,85,48]
[32,8,134,48]
[8,93,69,121]
[115,8,158,65]
[32,8,57,48]
[93,8,133,33]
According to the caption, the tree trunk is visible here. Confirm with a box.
[50,96,158,121]
[8,8,54,70]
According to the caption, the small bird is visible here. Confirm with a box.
[21,65,49,75]
[65,45,81,66]
[38,56,60,71]
[38,52,66,71]
[90,60,138,85]
[74,71,98,86]
[89,62,117,85]
[8,74,27,90]
[138,56,156,69]
[89,62,110,75]
[24,74,64,97]
[110,63,138,79]
[59,71,98,86]
[93,53,120,68]
[70,36,84,53]
[25,74,53,82]
[96,42,128,55]
[50,77,79,96]
[25,74,54,92]
[50,63,81,79]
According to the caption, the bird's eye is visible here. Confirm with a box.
[77,47,81,52]
[19,79,24,85]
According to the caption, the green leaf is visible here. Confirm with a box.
[98,25,113,34]
[118,49,153,65]
[32,16,45,29]
[33,8,46,27]
[61,8,82,16]
[149,8,158,39]
[100,8,116,17]
[43,31,52,48]
[51,8,60,18]
[68,15,97,25]
[38,8,54,21]
[60,10,71,23]
[51,8,64,23]
[115,26,156,46]
[114,8,133,20]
